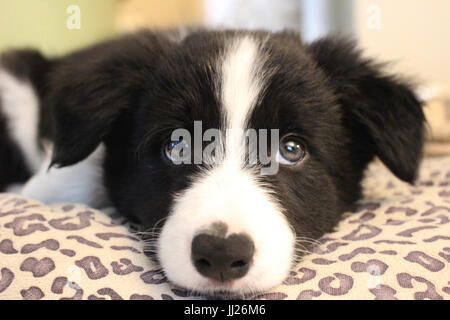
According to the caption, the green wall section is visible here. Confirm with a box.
[0,0,117,56]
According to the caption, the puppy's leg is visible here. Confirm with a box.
[20,144,110,208]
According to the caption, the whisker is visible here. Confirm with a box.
[295,237,323,246]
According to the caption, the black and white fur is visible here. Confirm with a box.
[0,29,425,296]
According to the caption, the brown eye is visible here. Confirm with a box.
[276,135,306,165]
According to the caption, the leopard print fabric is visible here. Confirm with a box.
[1,156,449,300]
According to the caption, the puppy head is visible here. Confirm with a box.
[48,30,425,296]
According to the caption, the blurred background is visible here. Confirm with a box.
[0,0,449,154]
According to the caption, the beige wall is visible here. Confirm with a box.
[354,0,450,87]
[0,0,204,55]
[0,0,116,55]
[116,0,204,31]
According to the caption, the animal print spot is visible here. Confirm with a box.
[349,212,375,224]
[130,294,154,300]
[430,170,441,177]
[0,239,18,254]
[62,205,75,212]
[374,240,416,245]
[396,226,438,237]
[318,273,354,296]
[379,250,397,255]
[88,288,123,300]
[418,218,435,223]
[385,219,406,226]
[0,268,14,293]
[60,249,76,257]
[20,257,55,277]
[423,235,450,242]
[66,235,103,248]
[51,277,83,300]
[95,232,140,242]
[51,277,68,294]
[111,258,144,275]
[21,286,45,300]
[404,251,445,272]
[110,245,141,254]
[385,207,417,216]
[312,258,336,265]
[296,290,322,300]
[338,247,376,261]
[60,288,84,300]
[397,273,443,300]
[421,206,450,217]
[48,211,94,230]
[253,292,287,300]
[283,267,316,285]
[369,285,398,300]
[4,214,49,236]
[438,190,450,197]
[342,224,381,241]
[0,208,26,218]
[313,242,349,255]
[443,285,450,295]
[434,215,450,224]
[75,256,109,280]
[438,247,450,262]
[20,239,60,254]
[351,259,388,275]
[4,198,28,207]
[87,295,106,300]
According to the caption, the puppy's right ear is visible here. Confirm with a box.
[307,37,425,184]
[48,32,172,168]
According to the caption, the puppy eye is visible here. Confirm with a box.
[164,138,191,164]
[276,135,306,165]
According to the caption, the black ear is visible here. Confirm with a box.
[0,49,52,98]
[308,37,426,183]
[48,32,172,168]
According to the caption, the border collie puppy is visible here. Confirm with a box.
[0,30,425,296]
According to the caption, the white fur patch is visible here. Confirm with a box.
[0,70,43,172]
[158,36,295,295]
[220,36,267,165]
[20,144,109,209]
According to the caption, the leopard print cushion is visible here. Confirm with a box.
[1,156,449,300]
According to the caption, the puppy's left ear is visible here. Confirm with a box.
[47,32,172,168]
[308,37,426,183]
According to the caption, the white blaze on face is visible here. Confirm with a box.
[158,36,295,294]
[221,36,265,166]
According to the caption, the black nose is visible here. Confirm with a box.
[191,233,254,282]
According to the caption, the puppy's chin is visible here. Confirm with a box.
[170,282,269,300]
[156,166,296,296]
